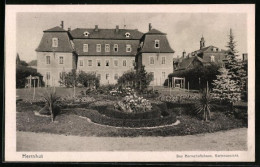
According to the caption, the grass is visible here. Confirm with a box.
[16,101,247,137]
[16,87,247,137]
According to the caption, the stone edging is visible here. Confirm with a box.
[78,115,181,129]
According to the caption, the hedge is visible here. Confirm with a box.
[91,104,164,120]
[72,108,177,128]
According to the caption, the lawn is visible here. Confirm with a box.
[16,87,247,137]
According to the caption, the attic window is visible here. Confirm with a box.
[155,40,160,48]
[83,31,90,37]
[125,32,130,38]
[52,38,58,47]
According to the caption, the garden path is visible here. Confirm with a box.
[17,128,247,151]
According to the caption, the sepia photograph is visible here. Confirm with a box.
[5,4,255,162]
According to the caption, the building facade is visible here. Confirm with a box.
[36,22,174,86]
[136,25,175,86]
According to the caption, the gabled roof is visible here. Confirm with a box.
[69,28,143,40]
[44,26,67,32]
[145,29,166,35]
[191,45,228,55]
[176,56,205,70]
[139,34,174,53]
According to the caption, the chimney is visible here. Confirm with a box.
[94,25,98,32]
[116,25,119,32]
[149,23,152,31]
[182,50,186,58]
[60,21,64,29]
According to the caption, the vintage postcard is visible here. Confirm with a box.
[5,4,255,162]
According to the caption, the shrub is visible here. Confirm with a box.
[42,89,60,122]
[114,94,152,113]
[195,88,212,121]
[73,108,177,128]
[94,105,161,120]
[77,71,100,88]
[16,64,42,88]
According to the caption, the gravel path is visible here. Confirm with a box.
[17,128,247,151]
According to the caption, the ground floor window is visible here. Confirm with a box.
[106,73,110,80]
[79,60,84,66]
[114,73,119,80]
[162,72,166,79]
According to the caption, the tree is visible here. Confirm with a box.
[77,71,100,88]
[42,89,60,122]
[211,67,241,106]
[225,28,247,100]
[117,70,136,87]
[59,69,78,87]
[136,65,153,92]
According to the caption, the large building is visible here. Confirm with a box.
[36,22,174,86]
[173,36,229,71]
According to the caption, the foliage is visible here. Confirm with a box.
[59,69,100,88]
[195,88,212,121]
[226,29,238,54]
[135,65,153,92]
[77,71,100,88]
[59,69,77,87]
[114,93,152,113]
[117,70,136,88]
[168,64,220,90]
[42,89,60,122]
[117,66,153,93]
[28,60,37,66]
[16,64,42,88]
[211,67,241,104]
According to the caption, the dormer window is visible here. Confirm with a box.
[83,31,90,37]
[155,40,160,48]
[125,32,130,38]
[126,44,132,52]
[114,44,118,52]
[210,55,215,62]
[52,38,58,47]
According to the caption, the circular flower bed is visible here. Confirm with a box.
[73,108,177,128]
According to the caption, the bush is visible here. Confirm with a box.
[73,108,177,128]
[168,64,220,90]
[42,89,60,122]
[16,64,42,88]
[92,104,161,120]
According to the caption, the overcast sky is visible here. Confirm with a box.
[17,13,247,62]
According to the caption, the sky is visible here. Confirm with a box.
[17,13,247,62]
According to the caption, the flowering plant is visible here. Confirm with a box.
[114,93,152,113]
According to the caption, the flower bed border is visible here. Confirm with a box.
[71,108,177,128]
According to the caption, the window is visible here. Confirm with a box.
[97,60,101,67]
[149,57,155,65]
[83,44,88,52]
[114,44,118,52]
[210,55,215,62]
[46,56,50,64]
[114,73,119,80]
[79,60,84,66]
[123,60,127,66]
[83,31,90,36]
[88,60,92,66]
[97,74,101,80]
[105,60,109,66]
[114,60,118,67]
[162,72,166,79]
[106,73,110,80]
[162,56,166,64]
[132,59,135,66]
[46,72,50,80]
[126,45,132,52]
[155,40,160,48]
[151,72,154,81]
[59,56,64,64]
[105,44,110,52]
[52,38,58,47]
[125,32,130,38]
[96,44,101,52]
